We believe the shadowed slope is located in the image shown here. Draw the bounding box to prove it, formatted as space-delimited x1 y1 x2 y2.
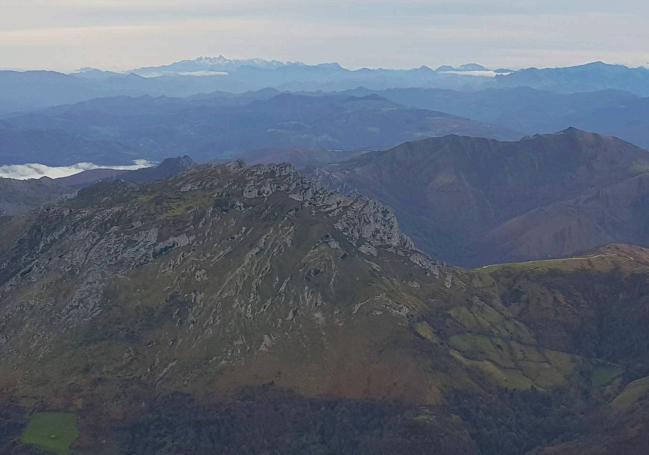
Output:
316 129 649 266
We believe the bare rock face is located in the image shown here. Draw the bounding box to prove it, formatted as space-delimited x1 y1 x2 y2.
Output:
233 162 414 250
0 162 454 405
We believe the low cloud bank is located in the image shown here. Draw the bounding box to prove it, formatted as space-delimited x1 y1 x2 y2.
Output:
0 160 154 180
438 70 510 78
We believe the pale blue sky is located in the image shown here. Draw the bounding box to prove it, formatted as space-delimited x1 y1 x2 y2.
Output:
1 0 647 71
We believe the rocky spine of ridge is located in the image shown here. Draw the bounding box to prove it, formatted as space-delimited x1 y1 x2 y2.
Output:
0 161 443 352
0 157 473 451
239 162 415 250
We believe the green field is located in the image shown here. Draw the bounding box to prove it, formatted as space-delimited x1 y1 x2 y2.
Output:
591 363 622 387
612 376 649 410
21 412 79 455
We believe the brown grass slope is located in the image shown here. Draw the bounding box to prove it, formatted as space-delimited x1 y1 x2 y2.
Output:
1 164 649 453
315 128 649 266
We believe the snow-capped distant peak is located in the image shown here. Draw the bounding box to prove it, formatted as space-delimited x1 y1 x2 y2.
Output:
131 56 304 77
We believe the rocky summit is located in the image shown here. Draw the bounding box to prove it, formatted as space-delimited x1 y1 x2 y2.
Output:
2 163 649 454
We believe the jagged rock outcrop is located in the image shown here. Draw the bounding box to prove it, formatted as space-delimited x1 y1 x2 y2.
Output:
238 162 414 250
0 162 456 398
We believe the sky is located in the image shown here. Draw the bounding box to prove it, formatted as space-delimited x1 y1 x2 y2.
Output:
1 0 648 72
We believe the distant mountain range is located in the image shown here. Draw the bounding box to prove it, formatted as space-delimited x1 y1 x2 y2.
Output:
2 59 649 114
128 58 649 94
315 128 649 266
129 55 330 77
128 57 499 77
0 121 139 166
344 86 649 150
129 57 509 79
5 84 649 169
498 61 649 94
2 92 515 164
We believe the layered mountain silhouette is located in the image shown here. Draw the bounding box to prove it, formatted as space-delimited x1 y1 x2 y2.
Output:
4 57 649 454
346 86 649 150
0 122 139 166
2 162 649 453
3 93 515 164
496 61 649 95
3 60 649 114
315 128 649 266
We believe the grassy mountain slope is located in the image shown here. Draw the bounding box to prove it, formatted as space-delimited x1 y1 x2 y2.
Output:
315 128 649 266
1 164 649 452
0 178 72 216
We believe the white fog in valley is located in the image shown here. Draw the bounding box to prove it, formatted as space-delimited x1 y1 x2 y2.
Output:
0 160 154 180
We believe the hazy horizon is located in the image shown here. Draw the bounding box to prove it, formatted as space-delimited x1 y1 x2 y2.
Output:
2 55 648 75
2 0 648 72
